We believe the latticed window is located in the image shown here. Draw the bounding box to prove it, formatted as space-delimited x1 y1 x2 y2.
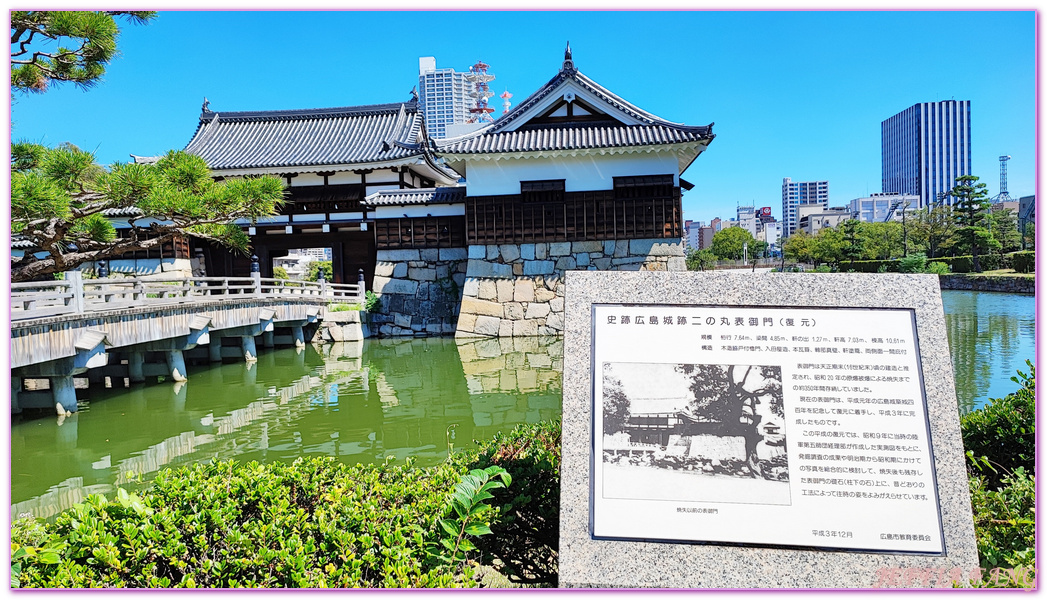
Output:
465 174 681 243
375 216 466 249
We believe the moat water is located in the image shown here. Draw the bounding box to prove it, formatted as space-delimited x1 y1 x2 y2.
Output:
10 290 1034 516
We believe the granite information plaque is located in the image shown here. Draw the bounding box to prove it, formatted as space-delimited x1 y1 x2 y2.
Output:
559 272 978 588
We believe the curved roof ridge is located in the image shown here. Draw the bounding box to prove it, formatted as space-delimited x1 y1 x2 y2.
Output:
199 100 418 124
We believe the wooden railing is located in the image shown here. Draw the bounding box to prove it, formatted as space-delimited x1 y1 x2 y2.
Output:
11 272 365 321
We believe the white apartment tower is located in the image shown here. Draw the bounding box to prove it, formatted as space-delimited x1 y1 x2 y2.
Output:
781 178 829 238
882 100 971 208
418 57 470 139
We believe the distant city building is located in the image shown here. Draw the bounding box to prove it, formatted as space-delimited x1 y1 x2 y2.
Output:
698 226 715 250
757 206 775 225
683 219 703 250
848 193 920 223
797 205 851 235
882 100 971 208
782 177 829 237
418 57 471 139
1018 195 1036 243
737 206 758 238
710 217 723 232
760 221 782 251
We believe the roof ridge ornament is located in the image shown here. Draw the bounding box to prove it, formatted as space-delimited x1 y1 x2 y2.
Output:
561 41 575 73
202 97 211 113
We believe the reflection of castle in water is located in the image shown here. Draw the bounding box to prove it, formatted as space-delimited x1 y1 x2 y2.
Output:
12 338 563 519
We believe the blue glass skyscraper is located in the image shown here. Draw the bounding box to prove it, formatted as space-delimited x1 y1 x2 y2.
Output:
881 100 971 208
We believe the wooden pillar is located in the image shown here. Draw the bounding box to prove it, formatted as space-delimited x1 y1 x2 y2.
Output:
291 325 305 348
241 336 258 362
208 337 223 363
165 350 188 382
52 375 78 414
332 241 345 284
128 351 146 382
11 376 21 414
262 330 275 348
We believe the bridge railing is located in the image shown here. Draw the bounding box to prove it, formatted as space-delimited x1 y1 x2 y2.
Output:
11 272 366 321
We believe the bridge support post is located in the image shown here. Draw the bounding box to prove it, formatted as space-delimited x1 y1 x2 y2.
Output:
165 350 188 382
241 336 258 362
51 375 78 414
291 325 305 348
262 330 275 348
11 377 22 414
208 338 223 363
128 351 146 383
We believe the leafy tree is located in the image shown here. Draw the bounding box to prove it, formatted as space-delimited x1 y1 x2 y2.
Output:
910 205 956 258
858 221 905 260
782 231 815 264
11 11 156 93
306 260 333 282
987 208 1022 254
11 143 285 282
711 226 756 260
685 247 716 271
810 226 845 266
272 266 290 280
602 364 630 435
951 175 999 272
1021 222 1034 251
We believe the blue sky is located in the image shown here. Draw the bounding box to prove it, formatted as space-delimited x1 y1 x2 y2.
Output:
10 10 1036 224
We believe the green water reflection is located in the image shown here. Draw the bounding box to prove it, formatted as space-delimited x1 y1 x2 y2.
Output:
11 337 562 518
941 290 1036 413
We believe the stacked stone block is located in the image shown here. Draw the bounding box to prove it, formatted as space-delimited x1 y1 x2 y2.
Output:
456 239 685 337
371 248 467 337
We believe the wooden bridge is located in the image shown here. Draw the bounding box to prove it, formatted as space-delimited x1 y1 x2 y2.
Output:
11 273 365 414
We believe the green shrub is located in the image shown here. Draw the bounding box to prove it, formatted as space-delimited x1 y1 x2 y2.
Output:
11 458 504 588
456 420 561 587
328 303 361 312
365 290 381 313
925 261 951 275
897 253 928 273
1011 251 1035 274
960 361 1035 489
968 468 1036 577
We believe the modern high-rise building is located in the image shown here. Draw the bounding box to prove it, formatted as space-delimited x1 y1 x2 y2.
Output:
881 100 971 208
418 57 470 139
781 178 829 237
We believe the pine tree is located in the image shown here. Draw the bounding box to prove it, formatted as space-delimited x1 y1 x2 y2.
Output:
950 175 999 272
11 143 285 282
11 11 156 93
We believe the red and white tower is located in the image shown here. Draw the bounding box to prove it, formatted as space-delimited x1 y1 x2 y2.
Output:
465 60 496 124
500 89 513 115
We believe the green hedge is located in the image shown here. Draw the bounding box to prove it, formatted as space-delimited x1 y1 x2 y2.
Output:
1011 251 1035 274
845 259 900 273
961 360 1036 580
12 459 483 588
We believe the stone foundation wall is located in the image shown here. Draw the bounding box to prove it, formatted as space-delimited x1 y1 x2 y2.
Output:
938 274 1035 294
455 239 685 337
370 248 468 337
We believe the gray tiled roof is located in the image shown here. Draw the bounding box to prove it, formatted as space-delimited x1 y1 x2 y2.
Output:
183 101 429 170
364 187 466 207
435 66 713 155
435 123 711 154
12 236 35 249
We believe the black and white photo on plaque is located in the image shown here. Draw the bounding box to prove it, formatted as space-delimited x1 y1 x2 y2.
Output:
601 361 790 506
